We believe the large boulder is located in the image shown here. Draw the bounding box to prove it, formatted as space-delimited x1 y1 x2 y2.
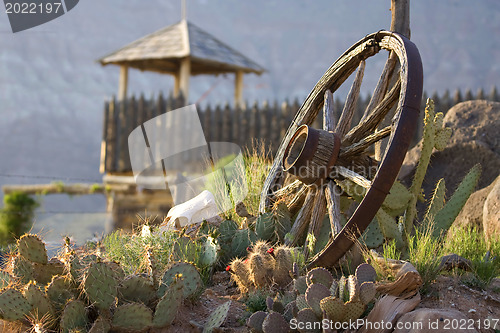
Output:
483 175 500 243
400 100 500 220
453 179 496 231
394 308 478 333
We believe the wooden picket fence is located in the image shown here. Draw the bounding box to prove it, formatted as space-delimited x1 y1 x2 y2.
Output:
101 86 499 174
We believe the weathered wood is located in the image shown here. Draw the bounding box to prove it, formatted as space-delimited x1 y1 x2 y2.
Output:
2 183 130 195
344 79 401 144
340 125 391 159
179 57 191 103
336 60 366 137
361 53 397 122
260 36 380 212
391 0 411 38
234 70 244 109
285 188 315 246
286 184 308 216
304 189 327 259
118 66 129 100
335 166 372 189
325 181 342 235
322 90 335 131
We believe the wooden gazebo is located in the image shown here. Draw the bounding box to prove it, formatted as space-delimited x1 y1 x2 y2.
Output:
98 19 265 107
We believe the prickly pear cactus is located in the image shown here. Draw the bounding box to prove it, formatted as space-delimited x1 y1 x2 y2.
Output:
119 275 156 306
112 303 153 332
0 288 31 321
9 255 34 285
18 234 48 265
157 262 202 299
203 300 231 333
23 282 54 319
88 316 111 333
262 311 289 333
153 278 184 328
60 300 88 333
47 275 76 309
83 262 119 311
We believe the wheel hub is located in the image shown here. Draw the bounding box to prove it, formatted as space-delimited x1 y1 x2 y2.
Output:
282 125 341 185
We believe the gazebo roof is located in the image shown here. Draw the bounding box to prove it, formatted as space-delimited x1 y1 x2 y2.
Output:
98 20 265 75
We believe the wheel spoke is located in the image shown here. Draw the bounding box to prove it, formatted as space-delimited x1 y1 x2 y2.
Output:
271 179 302 199
304 189 327 259
343 78 401 144
323 90 335 131
360 52 398 122
339 125 391 159
334 166 371 188
335 61 366 137
287 184 308 216
325 181 342 235
285 188 316 246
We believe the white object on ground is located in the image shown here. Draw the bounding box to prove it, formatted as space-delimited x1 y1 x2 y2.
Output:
163 190 220 229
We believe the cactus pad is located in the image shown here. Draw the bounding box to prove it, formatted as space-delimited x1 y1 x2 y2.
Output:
0 288 31 321
294 276 308 295
295 308 320 332
306 267 333 288
47 276 75 309
296 294 309 311
153 278 184 328
119 275 156 306
88 316 111 333
60 300 88 333
255 212 275 240
355 263 377 284
330 280 338 298
363 220 384 249
283 300 297 322
320 296 345 323
10 255 34 284
218 220 239 243
0 271 12 289
23 282 54 319
247 311 266 333
305 283 331 317
347 275 359 302
203 300 231 333
18 234 48 265
231 229 257 258
199 236 218 267
338 276 349 303
358 281 376 305
262 312 289 333
33 258 65 285
112 303 153 332
157 262 202 299
342 300 365 322
83 262 119 311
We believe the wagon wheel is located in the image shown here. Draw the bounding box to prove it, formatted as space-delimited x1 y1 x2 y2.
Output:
258 31 423 268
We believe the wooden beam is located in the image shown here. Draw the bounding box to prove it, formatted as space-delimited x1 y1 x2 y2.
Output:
118 65 129 100
179 57 191 103
234 70 244 109
173 71 180 97
2 183 132 195
391 0 410 38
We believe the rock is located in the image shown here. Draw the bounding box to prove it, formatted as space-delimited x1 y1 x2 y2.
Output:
453 182 494 231
483 175 500 243
438 254 472 272
394 308 478 333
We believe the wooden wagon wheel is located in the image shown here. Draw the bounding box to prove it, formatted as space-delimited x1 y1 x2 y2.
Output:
258 31 423 268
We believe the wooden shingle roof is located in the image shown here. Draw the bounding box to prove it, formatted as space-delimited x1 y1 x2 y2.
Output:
98 20 265 75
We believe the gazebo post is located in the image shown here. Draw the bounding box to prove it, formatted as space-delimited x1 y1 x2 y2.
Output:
118 65 129 100
179 57 191 103
173 72 181 97
234 70 244 109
